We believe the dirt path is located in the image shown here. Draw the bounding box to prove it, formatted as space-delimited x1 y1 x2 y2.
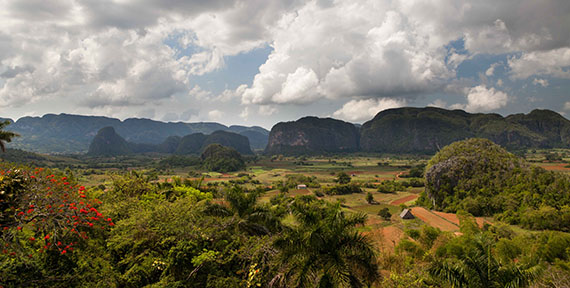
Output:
410 207 459 231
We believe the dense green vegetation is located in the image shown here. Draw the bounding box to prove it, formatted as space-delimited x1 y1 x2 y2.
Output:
200 144 246 173
360 107 570 153
88 128 253 156
0 120 19 153
1 120 570 287
418 138 570 231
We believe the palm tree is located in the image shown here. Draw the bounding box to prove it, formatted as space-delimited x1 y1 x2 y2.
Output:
0 120 19 152
429 234 543 288
203 186 281 235
271 198 379 287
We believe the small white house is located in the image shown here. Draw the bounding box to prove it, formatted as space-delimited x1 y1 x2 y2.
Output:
297 184 307 189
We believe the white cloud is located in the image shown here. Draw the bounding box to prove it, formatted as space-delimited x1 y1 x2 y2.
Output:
564 102 570 111
333 98 407 122
532 78 549 87
485 62 500 76
258 105 278 116
242 2 453 106
1 0 570 124
463 85 509 112
508 47 570 79
428 99 448 108
208 109 224 120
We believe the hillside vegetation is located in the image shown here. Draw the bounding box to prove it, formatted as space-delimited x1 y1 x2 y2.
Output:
88 128 253 156
418 138 570 231
265 116 360 155
360 107 570 153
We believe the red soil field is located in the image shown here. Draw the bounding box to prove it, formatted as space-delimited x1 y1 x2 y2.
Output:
431 211 491 228
364 225 405 252
410 207 459 231
390 194 419 205
537 163 570 171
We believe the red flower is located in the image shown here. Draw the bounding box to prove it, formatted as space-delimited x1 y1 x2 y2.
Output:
62 177 67 180
61 250 67 255
3 227 8 230
79 186 85 191
27 209 34 214
44 234 50 240
18 211 24 216
17 226 22 230
29 237 35 242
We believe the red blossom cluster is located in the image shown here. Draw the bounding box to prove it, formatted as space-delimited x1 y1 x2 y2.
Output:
1 166 113 257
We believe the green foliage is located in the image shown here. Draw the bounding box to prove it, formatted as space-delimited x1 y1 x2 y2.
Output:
430 232 544 288
201 144 246 173
378 207 392 220
423 138 570 231
322 183 362 195
377 180 406 193
156 155 201 169
334 172 351 184
366 192 375 204
273 198 380 287
0 120 19 152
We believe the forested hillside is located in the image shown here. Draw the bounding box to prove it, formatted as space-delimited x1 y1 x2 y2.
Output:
418 138 570 231
360 107 570 153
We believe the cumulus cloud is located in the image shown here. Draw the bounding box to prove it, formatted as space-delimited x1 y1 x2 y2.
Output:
463 85 509 112
508 48 570 79
0 0 569 124
333 98 407 122
242 3 453 106
565 102 570 111
258 105 278 116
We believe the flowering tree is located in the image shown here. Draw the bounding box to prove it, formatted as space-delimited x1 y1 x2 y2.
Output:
1 165 112 257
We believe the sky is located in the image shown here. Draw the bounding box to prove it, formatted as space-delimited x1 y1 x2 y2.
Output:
1 0 569 129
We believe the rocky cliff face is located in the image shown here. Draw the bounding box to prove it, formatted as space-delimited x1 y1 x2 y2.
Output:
265 117 360 155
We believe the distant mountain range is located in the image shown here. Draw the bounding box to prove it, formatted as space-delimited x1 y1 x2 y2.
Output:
88 127 253 156
265 107 570 154
1 114 269 153
3 107 570 155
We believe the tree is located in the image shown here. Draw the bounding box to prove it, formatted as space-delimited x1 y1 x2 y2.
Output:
366 192 375 204
335 172 351 184
378 208 392 220
201 144 245 172
429 233 543 288
273 199 379 287
0 120 19 152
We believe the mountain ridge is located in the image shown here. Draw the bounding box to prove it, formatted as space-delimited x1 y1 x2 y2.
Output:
4 113 269 153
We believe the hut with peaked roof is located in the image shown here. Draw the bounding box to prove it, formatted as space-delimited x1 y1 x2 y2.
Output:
400 209 414 219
